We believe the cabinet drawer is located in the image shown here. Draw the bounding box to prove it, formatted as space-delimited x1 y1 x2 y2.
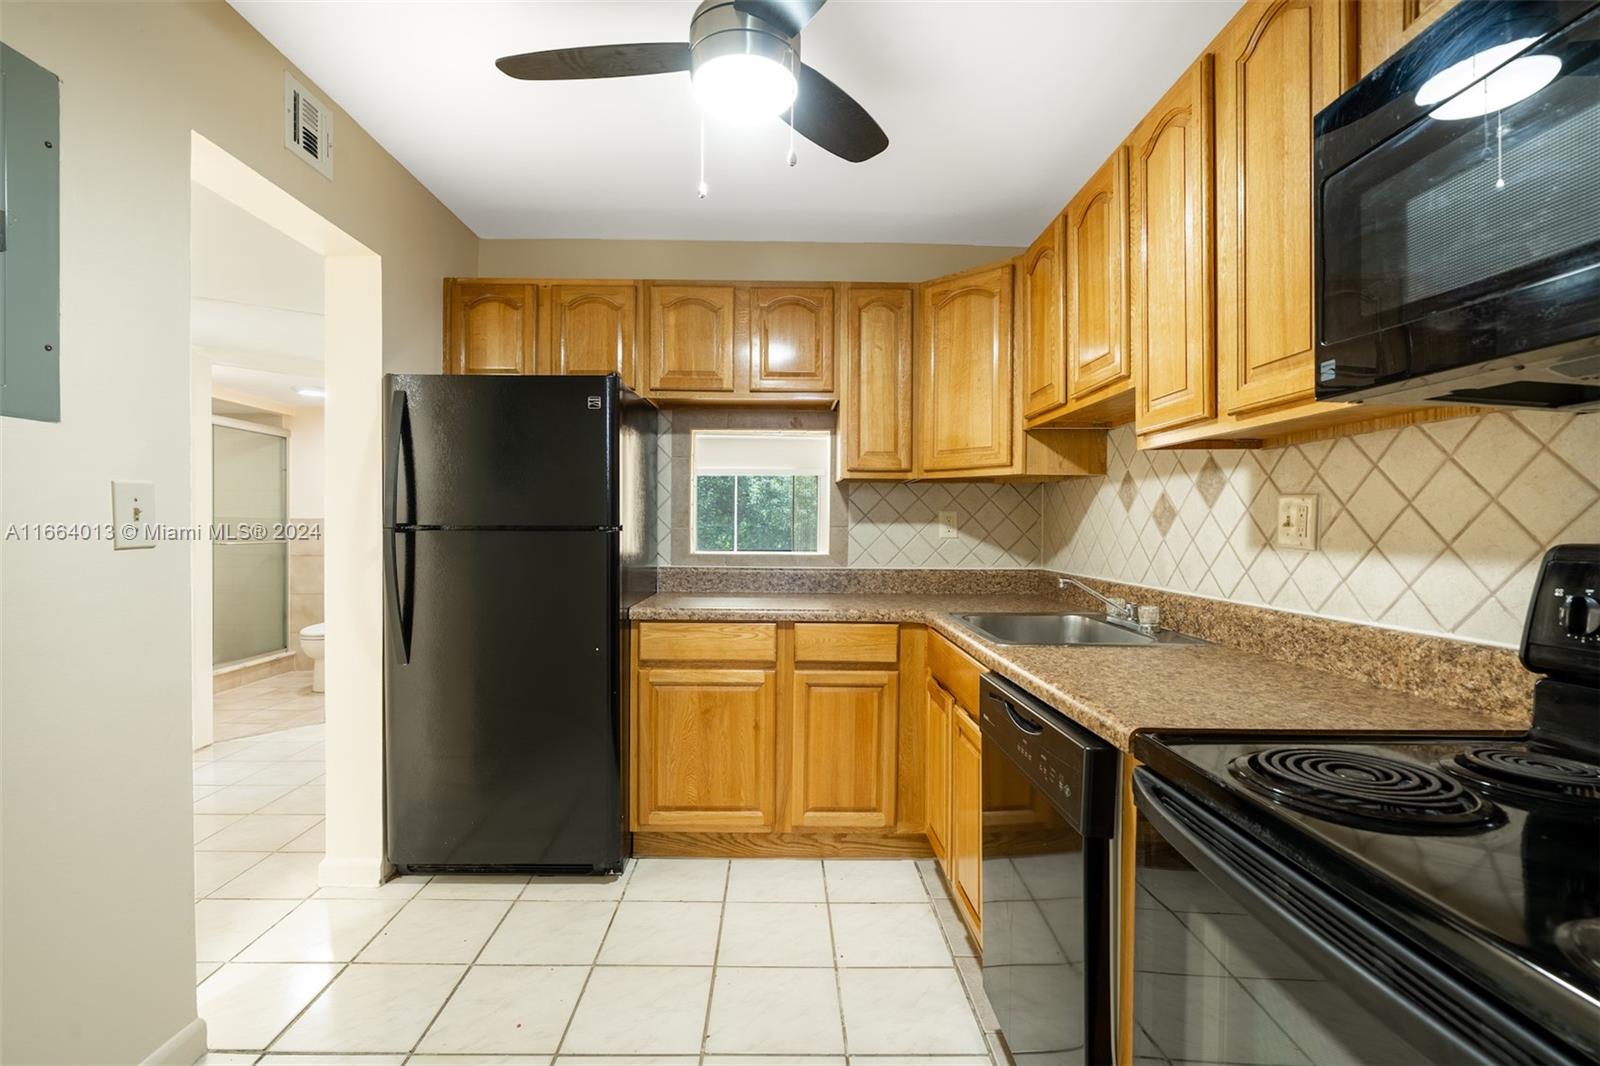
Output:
638 622 777 663
928 631 983 712
794 623 899 665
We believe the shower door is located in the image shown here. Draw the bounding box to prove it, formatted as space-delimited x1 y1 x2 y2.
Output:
212 419 289 666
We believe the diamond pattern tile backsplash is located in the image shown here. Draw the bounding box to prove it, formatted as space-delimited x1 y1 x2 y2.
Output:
1042 413 1600 648
650 410 1041 568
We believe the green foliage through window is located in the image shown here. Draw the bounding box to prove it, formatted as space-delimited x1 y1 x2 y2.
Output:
694 474 822 553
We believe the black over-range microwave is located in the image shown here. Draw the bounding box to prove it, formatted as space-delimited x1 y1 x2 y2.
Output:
1314 0 1600 410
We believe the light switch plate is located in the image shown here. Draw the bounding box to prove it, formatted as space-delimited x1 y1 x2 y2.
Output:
937 511 960 540
1275 493 1318 551
111 480 155 550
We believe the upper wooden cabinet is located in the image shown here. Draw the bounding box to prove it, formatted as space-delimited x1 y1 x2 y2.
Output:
1020 217 1067 420
1132 55 1217 437
919 264 1015 475
1215 0 1352 418
1066 147 1132 406
1358 0 1459 76
547 283 636 380
839 285 915 478
447 281 536 375
647 284 737 394
750 286 834 394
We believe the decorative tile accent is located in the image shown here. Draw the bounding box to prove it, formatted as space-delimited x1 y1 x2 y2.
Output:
1043 413 1600 648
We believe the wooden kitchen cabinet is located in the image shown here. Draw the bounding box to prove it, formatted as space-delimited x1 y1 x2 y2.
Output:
838 285 915 478
788 669 899 830
1215 0 1353 418
646 284 737 394
546 283 637 380
918 263 1015 476
1131 55 1216 437
950 698 983 939
1358 0 1459 76
1020 216 1068 420
749 285 834 394
446 281 536 375
1065 147 1132 409
635 666 777 832
924 675 953 869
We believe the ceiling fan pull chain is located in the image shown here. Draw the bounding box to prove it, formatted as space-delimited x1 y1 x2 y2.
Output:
698 113 709 199
786 50 798 168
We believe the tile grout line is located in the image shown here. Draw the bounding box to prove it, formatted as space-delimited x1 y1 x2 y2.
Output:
550 861 632 1056
400 882 529 1058
695 861 733 1061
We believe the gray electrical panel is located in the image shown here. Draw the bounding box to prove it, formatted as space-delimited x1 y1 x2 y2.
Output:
1 43 61 422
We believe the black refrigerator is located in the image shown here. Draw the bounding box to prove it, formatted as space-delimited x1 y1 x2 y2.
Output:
384 373 657 874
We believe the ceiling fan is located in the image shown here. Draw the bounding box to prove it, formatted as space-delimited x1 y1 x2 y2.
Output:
495 0 889 165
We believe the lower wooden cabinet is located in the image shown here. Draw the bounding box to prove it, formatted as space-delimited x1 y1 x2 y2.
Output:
924 675 953 867
950 699 984 938
788 669 898 830
635 666 777 832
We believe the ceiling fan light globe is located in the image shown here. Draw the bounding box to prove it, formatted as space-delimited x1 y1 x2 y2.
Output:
692 53 797 124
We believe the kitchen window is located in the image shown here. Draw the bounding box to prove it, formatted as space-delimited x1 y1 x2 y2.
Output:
690 430 830 554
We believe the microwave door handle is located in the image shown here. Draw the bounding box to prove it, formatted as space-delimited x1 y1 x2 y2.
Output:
1131 771 1553 1066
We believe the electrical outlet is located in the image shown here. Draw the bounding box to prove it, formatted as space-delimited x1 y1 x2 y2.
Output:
1275 493 1318 551
937 511 960 540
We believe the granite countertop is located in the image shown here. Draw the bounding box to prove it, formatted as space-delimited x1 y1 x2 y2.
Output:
631 592 1532 751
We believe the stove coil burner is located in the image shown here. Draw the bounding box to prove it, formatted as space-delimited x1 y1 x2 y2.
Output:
1448 747 1600 810
1230 747 1502 832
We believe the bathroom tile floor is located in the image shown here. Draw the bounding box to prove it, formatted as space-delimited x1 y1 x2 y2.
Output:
193 722 1000 1064
212 671 324 741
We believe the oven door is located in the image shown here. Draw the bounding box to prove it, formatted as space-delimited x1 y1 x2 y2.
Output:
1130 769 1578 1066
1314 2 1600 407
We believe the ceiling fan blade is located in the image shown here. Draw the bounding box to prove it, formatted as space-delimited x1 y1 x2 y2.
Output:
496 42 690 81
731 0 828 38
784 64 888 163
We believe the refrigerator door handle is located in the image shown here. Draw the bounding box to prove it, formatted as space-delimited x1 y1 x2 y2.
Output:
385 387 412 528
388 530 414 665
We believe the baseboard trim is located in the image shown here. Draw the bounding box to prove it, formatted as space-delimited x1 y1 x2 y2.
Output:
319 854 395 888
141 1017 207 1065
633 831 935 858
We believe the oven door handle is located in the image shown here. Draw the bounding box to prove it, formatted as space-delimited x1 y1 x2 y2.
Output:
1131 770 1577 1066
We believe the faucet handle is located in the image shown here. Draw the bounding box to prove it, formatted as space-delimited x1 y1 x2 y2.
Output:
1136 604 1161 630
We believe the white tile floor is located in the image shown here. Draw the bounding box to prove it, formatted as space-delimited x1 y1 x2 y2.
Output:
194 723 998 1063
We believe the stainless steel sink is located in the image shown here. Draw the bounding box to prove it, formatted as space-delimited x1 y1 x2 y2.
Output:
951 612 1207 647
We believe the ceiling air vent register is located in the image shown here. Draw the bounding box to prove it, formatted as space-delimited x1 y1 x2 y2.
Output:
283 73 333 179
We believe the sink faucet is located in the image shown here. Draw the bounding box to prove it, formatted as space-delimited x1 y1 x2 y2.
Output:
1058 576 1161 635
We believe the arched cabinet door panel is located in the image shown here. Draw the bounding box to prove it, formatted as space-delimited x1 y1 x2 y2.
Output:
448 282 536 375
918 264 1014 475
647 284 736 393
750 286 835 394
549 284 637 382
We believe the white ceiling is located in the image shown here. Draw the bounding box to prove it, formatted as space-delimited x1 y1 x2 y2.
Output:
230 0 1242 246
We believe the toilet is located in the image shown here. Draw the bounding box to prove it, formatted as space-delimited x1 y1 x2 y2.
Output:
300 622 326 693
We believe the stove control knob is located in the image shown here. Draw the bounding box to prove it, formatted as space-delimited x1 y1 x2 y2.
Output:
1563 594 1600 638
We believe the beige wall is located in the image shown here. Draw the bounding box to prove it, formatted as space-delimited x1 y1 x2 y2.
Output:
478 238 1019 281
0 3 476 1062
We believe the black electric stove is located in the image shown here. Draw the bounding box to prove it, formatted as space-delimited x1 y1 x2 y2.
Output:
1130 545 1600 1066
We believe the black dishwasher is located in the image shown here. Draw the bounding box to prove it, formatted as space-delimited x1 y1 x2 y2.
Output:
979 673 1117 1066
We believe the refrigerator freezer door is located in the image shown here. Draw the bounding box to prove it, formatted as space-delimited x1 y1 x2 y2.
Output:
387 374 617 529
385 528 622 871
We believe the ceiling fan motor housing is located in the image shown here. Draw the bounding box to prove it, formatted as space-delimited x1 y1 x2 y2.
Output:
689 0 800 77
